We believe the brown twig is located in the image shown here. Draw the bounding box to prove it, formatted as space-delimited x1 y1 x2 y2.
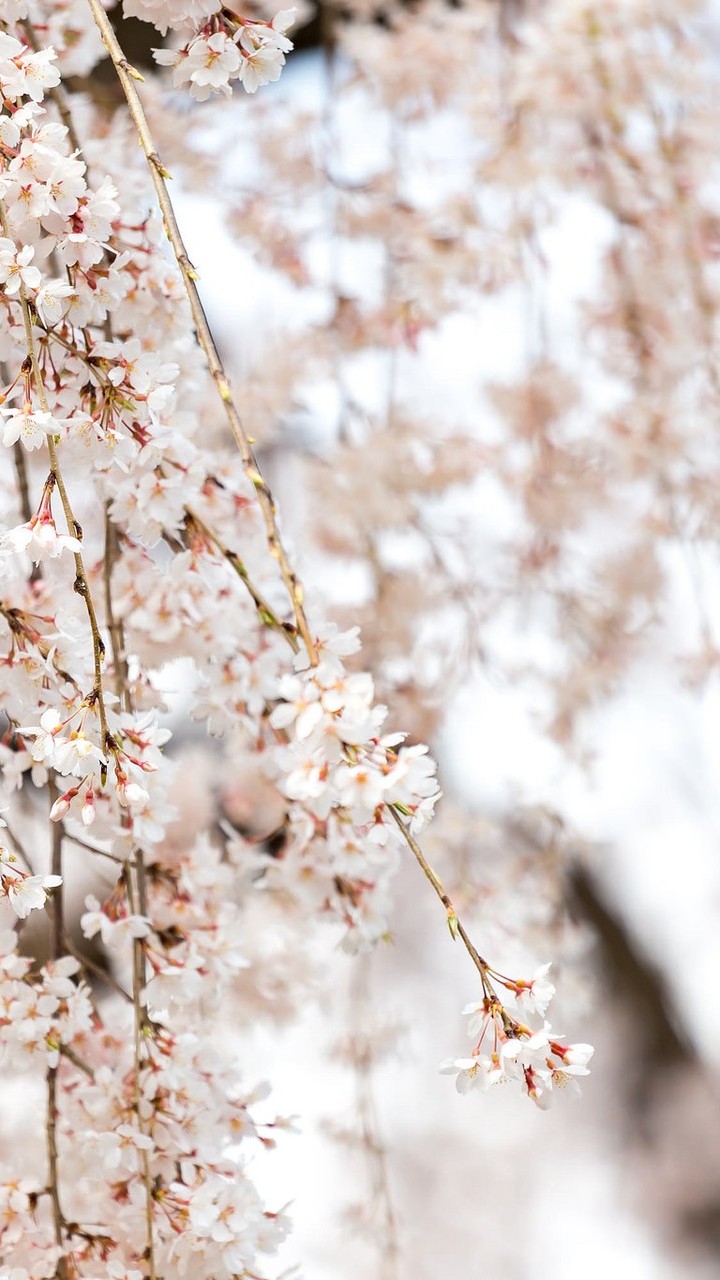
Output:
12 439 42 584
125 856 157 1280
1 818 37 875
61 829 125 866
63 934 134 1005
183 503 299 649
12 439 33 524
59 1043 95 1081
389 806 493 997
103 502 131 710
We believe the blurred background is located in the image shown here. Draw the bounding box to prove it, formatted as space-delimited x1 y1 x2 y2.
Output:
82 0 720 1275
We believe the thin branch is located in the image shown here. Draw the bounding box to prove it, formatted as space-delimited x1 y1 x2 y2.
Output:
63 935 133 1005
59 1043 95 1081
12 439 33 524
61 829 125 865
49 782 64 963
83 0 318 666
103 502 131 711
183 503 299 650
126 856 157 1280
389 806 493 997
47 779 69 1280
12 440 42 585
1 819 37 875
46 1070 68 1280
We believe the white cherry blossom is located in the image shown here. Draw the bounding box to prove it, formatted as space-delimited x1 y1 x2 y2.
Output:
439 1054 507 1094
0 239 41 293
509 963 557 1018
0 405 64 450
0 5 597 1271
1 517 81 563
3 871 63 919
238 43 285 94
81 896 151 949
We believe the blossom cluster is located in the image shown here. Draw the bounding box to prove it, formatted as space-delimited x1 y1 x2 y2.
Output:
53 0 720 1265
0 937 92 1067
154 10 296 99
441 965 594 1110
0 7 446 1274
0 0 603 1273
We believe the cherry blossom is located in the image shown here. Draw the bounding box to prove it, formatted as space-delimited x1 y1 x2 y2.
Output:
0 239 40 294
1 405 66 451
0 0 599 1272
152 6 295 98
124 0 222 34
439 1053 507 1095
237 42 286 94
1 517 81 563
449 978 594 1108
1 868 63 919
155 32 242 101
81 896 151 948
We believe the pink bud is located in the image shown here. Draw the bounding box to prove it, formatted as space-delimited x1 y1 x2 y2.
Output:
50 787 79 822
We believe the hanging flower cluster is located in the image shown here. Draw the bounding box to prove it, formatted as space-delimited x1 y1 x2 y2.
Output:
0 2 594 1276
153 10 296 99
441 965 594 1109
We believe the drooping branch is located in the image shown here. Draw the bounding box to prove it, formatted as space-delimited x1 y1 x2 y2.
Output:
125 855 157 1280
83 0 319 666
